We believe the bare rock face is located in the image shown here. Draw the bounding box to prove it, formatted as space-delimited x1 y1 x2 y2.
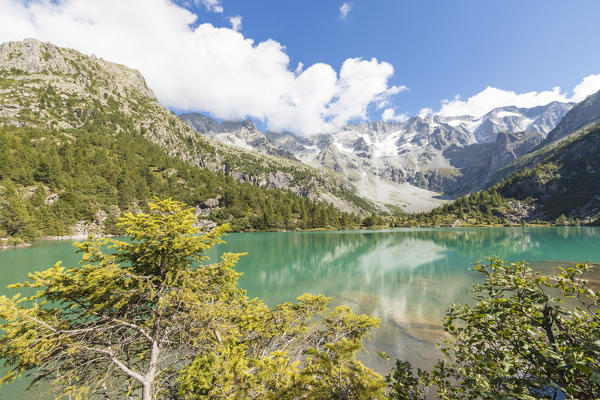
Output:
193 202 219 232
180 113 297 160
44 193 59 205
194 219 218 231
195 207 211 217
0 38 76 74
260 171 293 189
500 200 538 225
203 196 221 208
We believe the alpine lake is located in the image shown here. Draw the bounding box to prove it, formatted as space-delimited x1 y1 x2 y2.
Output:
0 227 599 399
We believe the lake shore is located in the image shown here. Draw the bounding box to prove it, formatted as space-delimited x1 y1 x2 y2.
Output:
1 221 593 251
0 238 32 250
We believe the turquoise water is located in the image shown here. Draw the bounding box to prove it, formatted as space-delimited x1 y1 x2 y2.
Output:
0 227 599 398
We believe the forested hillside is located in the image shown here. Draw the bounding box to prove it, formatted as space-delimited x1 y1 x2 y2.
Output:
490 122 600 221
0 39 366 243
0 123 362 242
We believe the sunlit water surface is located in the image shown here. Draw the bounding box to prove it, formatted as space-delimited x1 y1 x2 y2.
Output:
1 227 599 398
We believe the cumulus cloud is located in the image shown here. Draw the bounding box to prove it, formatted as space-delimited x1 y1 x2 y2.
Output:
572 74 600 102
0 0 403 136
437 74 600 117
228 15 242 31
339 2 352 20
381 108 408 122
418 107 433 118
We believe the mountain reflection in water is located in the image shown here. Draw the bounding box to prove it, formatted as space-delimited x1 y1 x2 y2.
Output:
208 227 600 372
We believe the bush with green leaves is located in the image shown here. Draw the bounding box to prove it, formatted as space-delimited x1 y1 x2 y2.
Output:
387 258 600 399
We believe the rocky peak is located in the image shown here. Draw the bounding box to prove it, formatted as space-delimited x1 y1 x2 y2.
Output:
472 102 573 143
220 119 258 133
178 113 221 133
0 38 77 74
180 113 260 136
347 120 404 134
175 98 572 210
0 38 155 99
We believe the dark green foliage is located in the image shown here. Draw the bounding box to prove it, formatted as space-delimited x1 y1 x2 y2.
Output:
0 125 360 240
394 189 508 227
387 258 600 399
362 212 381 227
0 181 37 238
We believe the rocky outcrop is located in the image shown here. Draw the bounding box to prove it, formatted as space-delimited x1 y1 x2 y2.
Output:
499 200 539 225
0 38 154 99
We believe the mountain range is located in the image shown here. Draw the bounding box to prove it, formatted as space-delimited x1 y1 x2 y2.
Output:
1 38 600 237
181 100 575 211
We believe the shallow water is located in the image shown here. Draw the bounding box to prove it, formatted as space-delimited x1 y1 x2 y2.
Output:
1 227 599 398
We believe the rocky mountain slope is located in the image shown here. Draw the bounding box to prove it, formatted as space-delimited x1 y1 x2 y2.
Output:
441 130 545 195
489 121 600 222
473 89 600 222
542 90 600 145
490 89 600 185
394 89 600 225
182 101 572 209
0 39 372 216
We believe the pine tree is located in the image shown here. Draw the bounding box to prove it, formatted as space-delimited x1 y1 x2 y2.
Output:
0 199 385 399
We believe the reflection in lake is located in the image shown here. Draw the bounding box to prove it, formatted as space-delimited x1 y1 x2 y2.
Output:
207 227 600 372
0 227 599 397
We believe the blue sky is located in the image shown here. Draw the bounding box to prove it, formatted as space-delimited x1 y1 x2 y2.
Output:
2 0 600 135
188 0 600 116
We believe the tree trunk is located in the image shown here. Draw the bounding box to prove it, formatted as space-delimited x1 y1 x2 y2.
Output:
142 382 152 400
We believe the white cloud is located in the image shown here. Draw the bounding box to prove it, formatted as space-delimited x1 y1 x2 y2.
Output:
339 2 352 20
418 107 433 118
382 108 408 122
201 0 223 13
0 0 403 136
228 15 242 31
436 74 600 117
572 74 600 103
